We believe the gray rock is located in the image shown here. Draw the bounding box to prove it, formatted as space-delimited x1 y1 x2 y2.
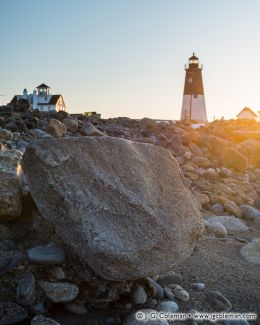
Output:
123 309 169 325
50 267 66 280
240 205 260 221
47 119 67 137
62 118 78 132
157 271 182 286
0 129 13 140
171 285 189 302
207 222 227 238
164 287 175 301
132 286 147 305
16 272 35 307
219 167 232 178
27 245 65 265
0 302 28 324
145 278 165 299
63 302 88 315
80 122 105 136
207 291 232 311
39 281 79 303
155 300 179 313
30 128 53 139
191 283 205 291
240 238 260 265
139 118 157 129
0 150 23 220
210 203 224 214
207 216 248 232
31 315 61 325
22 137 203 281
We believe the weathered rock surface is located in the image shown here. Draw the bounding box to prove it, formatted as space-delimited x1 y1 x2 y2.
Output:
221 148 248 172
47 119 67 137
0 149 23 220
240 238 260 265
22 136 203 281
207 216 248 232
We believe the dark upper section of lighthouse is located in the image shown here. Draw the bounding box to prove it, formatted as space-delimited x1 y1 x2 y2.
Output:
183 53 204 95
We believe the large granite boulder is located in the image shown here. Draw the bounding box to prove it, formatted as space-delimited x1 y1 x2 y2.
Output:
0 149 23 220
22 137 203 281
221 147 248 172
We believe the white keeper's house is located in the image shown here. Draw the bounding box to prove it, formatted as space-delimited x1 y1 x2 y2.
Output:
10 83 67 112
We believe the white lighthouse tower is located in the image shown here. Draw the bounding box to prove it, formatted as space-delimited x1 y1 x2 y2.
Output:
180 53 207 122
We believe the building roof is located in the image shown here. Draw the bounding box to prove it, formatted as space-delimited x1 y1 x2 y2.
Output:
236 107 258 117
10 95 18 105
189 53 199 60
37 95 62 105
36 83 50 89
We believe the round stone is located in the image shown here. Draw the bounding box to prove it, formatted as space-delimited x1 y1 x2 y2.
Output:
16 272 35 307
27 245 65 265
172 285 189 302
207 222 227 238
31 315 61 325
211 203 224 214
132 285 147 305
207 216 248 232
240 205 260 221
157 271 182 286
240 238 260 265
63 302 88 315
155 300 179 313
39 281 79 303
191 283 205 291
207 291 232 311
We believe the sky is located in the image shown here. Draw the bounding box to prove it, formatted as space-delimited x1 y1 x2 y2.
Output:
1 0 260 121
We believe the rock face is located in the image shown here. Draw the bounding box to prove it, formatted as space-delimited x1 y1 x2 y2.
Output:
0 149 23 220
22 136 203 281
221 148 248 172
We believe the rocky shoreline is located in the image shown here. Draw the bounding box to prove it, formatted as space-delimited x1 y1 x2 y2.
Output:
0 100 259 324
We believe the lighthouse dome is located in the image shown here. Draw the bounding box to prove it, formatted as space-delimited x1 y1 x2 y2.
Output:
189 53 199 65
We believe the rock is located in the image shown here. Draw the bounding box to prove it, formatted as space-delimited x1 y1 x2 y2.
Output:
236 139 260 167
207 222 227 238
31 315 61 325
132 286 148 305
22 137 203 281
207 216 248 232
224 201 242 218
145 278 165 299
63 302 88 315
167 134 184 155
0 150 23 220
47 119 67 137
16 272 35 307
62 118 78 132
0 302 28 324
191 157 210 168
139 118 157 129
221 148 248 172
191 283 205 291
50 267 66 280
29 303 48 315
194 193 209 207
240 205 260 221
164 287 175 301
39 281 79 303
30 128 53 139
207 291 232 311
123 309 169 325
0 129 13 141
157 271 182 286
219 167 232 178
171 285 189 302
155 300 179 313
240 238 260 265
27 245 65 265
189 143 203 156
80 122 105 136
210 203 224 214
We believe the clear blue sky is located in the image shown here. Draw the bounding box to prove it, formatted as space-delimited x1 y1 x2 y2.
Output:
1 0 260 120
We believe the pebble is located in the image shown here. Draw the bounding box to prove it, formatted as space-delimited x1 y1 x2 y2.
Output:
191 282 205 291
29 302 49 315
16 272 36 307
132 285 147 304
207 222 227 238
31 315 61 325
240 238 260 265
210 203 224 214
207 291 232 311
63 302 88 315
157 271 182 286
39 281 79 303
207 216 248 232
171 285 189 302
145 277 165 299
240 205 260 221
27 245 65 265
50 266 66 280
164 287 175 301
155 300 179 313
0 302 28 324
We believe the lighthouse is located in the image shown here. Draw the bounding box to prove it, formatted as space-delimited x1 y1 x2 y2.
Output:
180 53 207 122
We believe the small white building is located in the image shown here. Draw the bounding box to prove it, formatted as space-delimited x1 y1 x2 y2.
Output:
10 83 66 112
236 107 258 121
